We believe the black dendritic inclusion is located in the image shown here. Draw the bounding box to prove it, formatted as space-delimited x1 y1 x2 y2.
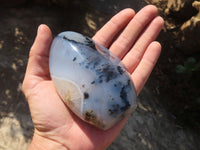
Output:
81 54 120 84
108 80 131 117
73 57 77 61
117 66 124 75
109 104 120 116
96 64 118 83
84 110 98 124
85 36 96 49
63 36 68 40
120 84 131 111
91 81 95 84
62 35 96 50
84 92 89 99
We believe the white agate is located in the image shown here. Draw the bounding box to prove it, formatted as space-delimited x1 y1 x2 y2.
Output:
49 31 137 130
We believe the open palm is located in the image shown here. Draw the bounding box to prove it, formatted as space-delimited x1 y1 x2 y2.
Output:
22 5 164 150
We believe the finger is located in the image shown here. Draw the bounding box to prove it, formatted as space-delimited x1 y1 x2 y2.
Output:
25 24 52 80
123 16 164 73
109 5 158 59
131 41 161 95
29 24 53 57
93 8 135 48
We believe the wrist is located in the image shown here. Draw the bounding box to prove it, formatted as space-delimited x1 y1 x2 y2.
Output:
29 133 68 150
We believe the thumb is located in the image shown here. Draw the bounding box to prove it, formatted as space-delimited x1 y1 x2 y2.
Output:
22 24 53 95
30 24 53 57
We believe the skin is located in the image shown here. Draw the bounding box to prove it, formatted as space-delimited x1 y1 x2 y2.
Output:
22 5 164 150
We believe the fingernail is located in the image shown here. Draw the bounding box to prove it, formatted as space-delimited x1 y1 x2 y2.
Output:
37 25 41 35
37 24 45 34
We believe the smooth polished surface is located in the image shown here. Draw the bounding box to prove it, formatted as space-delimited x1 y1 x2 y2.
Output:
49 31 137 130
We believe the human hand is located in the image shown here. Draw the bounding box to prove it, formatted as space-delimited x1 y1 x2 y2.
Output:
22 5 164 150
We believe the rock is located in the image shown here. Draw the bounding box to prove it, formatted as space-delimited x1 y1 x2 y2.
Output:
146 0 200 54
49 31 137 130
0 114 33 150
178 1 200 54
164 0 196 22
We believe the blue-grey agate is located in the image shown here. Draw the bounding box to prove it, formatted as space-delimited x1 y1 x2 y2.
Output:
49 31 137 130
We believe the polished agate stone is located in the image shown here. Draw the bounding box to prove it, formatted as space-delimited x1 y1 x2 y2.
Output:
49 31 137 130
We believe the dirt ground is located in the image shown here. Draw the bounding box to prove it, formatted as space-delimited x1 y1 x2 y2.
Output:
146 0 200 132
0 0 199 150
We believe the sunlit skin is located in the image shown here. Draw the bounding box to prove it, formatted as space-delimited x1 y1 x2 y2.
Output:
22 5 164 150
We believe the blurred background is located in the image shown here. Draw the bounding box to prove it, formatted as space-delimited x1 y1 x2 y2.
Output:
0 0 199 149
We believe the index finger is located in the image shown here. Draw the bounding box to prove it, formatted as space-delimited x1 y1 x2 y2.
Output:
93 8 135 48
